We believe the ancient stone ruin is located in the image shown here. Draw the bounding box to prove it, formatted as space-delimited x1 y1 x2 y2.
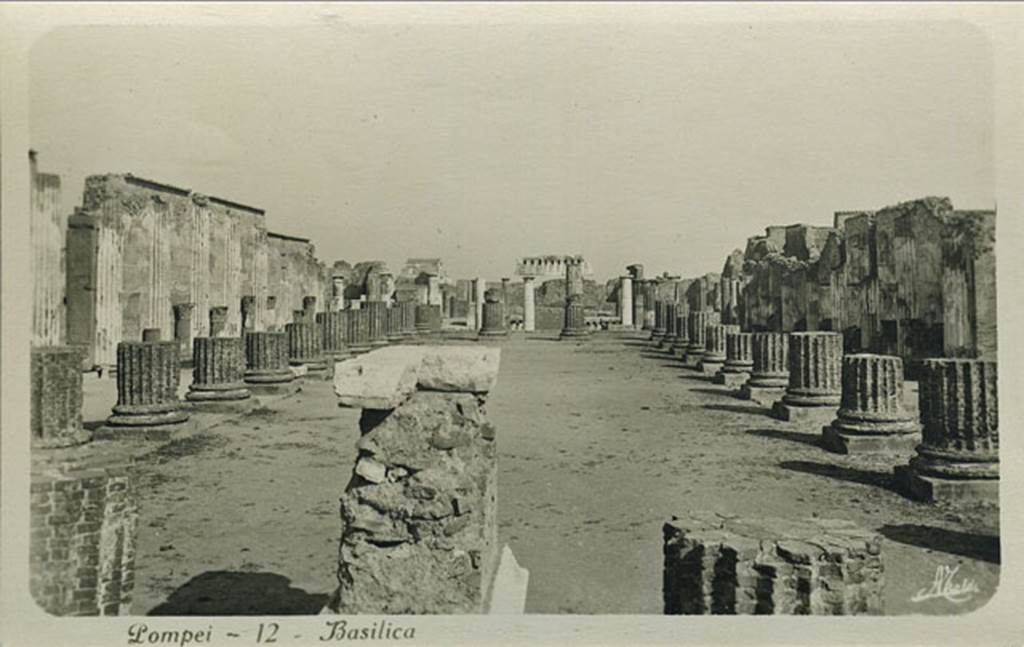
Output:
329 346 501 613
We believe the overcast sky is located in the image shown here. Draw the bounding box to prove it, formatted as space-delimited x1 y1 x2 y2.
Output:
29 19 993 281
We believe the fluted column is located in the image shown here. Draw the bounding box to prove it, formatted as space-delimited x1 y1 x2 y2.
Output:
366 301 389 347
643 281 657 330
31 346 90 448
400 301 417 338
100 340 189 436
187 337 251 406
772 332 843 423
287 321 327 373
823 354 920 453
686 311 710 360
244 331 295 392
172 303 194 362
415 304 442 335
317 311 352 360
651 300 668 343
670 309 690 357
700 324 739 374
385 305 404 342
660 303 678 349
713 332 754 387
748 333 789 387
479 289 508 338
898 359 998 502
347 309 372 355
620 276 634 329
209 306 228 338
523 276 536 332
633 283 646 333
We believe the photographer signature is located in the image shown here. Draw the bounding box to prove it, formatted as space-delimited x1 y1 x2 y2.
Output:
910 565 980 604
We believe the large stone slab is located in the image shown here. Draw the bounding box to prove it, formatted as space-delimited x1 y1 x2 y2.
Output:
334 345 501 409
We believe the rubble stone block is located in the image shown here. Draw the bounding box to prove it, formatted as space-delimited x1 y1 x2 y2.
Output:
31 346 91 448
663 511 884 615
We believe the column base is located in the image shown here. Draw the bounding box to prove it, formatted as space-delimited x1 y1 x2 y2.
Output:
712 371 749 388
187 396 260 414
821 425 921 455
370 340 390 348
699 360 724 375
559 328 590 340
738 384 786 407
893 465 999 504
32 428 94 449
771 400 838 426
95 411 192 441
349 344 373 355
478 329 510 338
186 384 252 402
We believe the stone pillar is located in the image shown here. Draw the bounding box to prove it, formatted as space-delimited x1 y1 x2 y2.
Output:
670 309 690 358
523 276 536 332
209 306 228 338
385 305 404 342
500 278 511 325
660 303 678 349
663 511 883 615
740 332 790 405
424 274 441 307
30 456 138 616
241 296 257 334
328 346 501 614
897 359 998 503
287 321 328 374
366 301 389 348
331 276 347 311
141 328 161 342
684 311 710 365
714 332 753 388
821 354 920 453
644 281 657 330
400 301 418 338
318 311 352 361
479 289 508 338
415 304 442 336
244 331 296 394
186 337 251 410
473 278 485 332
620 276 634 329
633 281 647 333
172 303 195 363
347 309 372 353
651 300 669 343
31 346 90 448
98 340 189 439
303 295 318 323
699 324 738 374
560 261 588 340
772 332 843 424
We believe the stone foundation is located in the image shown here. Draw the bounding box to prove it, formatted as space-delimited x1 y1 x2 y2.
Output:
739 384 787 408
663 511 884 615
328 346 501 614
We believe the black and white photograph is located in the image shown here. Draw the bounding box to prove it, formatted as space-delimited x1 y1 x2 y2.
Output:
2 3 1023 646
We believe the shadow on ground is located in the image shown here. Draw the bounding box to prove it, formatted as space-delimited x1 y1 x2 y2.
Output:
148 571 328 615
879 524 1001 564
702 403 774 418
746 428 821 448
778 459 899 493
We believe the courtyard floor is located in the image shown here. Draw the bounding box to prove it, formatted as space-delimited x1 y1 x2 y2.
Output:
80 331 1000 616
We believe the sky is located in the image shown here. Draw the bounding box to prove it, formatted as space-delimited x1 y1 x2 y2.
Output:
29 18 994 282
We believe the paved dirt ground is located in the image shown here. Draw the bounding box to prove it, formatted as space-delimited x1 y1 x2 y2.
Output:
79 331 1000 616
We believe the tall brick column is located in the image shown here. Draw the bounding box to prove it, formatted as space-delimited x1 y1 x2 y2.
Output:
684 311 710 365
714 332 753 387
328 346 502 614
366 301 389 348
772 332 843 425
172 303 194 363
317 311 352 362
31 346 90 448
385 305 404 342
287 321 328 374
670 309 690 358
663 511 883 615
240 296 257 335
209 306 228 338
699 324 738 375
347 309 372 355
897 359 998 503
244 331 296 394
98 340 189 439
186 337 252 410
822 354 920 454
479 289 508 339
740 332 789 405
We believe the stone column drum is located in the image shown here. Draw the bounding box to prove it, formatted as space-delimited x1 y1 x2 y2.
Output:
619 276 634 329
822 354 920 454
896 359 998 503
317 311 352 362
771 332 843 425
348 309 372 355
209 306 228 338
670 311 690 358
186 337 252 410
684 311 710 366
660 303 678 350
663 511 883 615
98 341 189 439
172 303 194 363
559 294 589 340
31 346 91 448
400 301 418 338
244 331 296 394
643 281 657 330
473 278 485 332
740 332 789 406
714 332 753 388
385 306 404 343
415 304 442 336
287 321 328 374
633 283 646 334
366 301 389 348
523 276 536 332
479 289 508 339
651 300 669 344
699 324 738 375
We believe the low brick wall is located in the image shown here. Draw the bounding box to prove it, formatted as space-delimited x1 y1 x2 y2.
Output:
330 345 501 614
